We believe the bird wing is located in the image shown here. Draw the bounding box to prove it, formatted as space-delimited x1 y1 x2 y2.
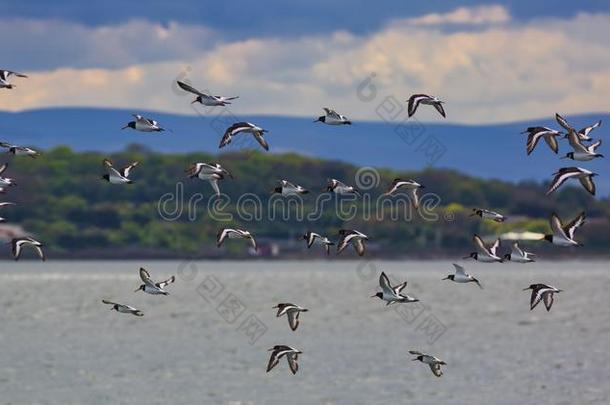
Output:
287 353 299 374
102 299 119 306
266 351 280 372
472 235 489 255
0 163 7 175
33 245 45 261
566 130 588 153
185 163 203 178
121 161 139 178
452 263 466 275
139 267 157 288
250 235 258 252
429 362 443 377
530 288 545 310
543 133 559 154
543 292 554 311
393 281 407 295
407 94 429 117
287 309 300 331
336 231 351 254
323 108 340 119
177 80 205 96
253 132 269 151
353 239 365 256
409 350 424 356
489 238 501 256
156 275 175 289
550 213 568 239
379 272 395 296
546 168 579 195
217 228 231 247
11 239 23 260
526 131 545 155
512 242 525 257
587 139 602 153
555 113 574 131
579 175 596 195
208 177 221 196
408 188 419 209
563 211 586 240
433 102 446 118
578 120 601 137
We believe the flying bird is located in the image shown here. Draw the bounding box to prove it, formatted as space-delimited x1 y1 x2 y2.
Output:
0 142 40 158
503 242 535 263
371 271 419 305
384 178 424 209
273 303 308 331
543 212 585 247
523 284 561 311
325 178 360 196
301 231 334 255
521 127 562 155
122 114 167 132
0 69 27 89
186 162 232 196
546 167 597 196
0 163 17 188
273 180 308 196
134 267 175 295
337 229 369 256
176 80 238 106
220 122 269 151
562 130 603 161
266 345 302 375
464 235 503 262
407 94 445 118
409 351 446 377
102 300 144 317
217 228 257 252
442 263 482 288
314 108 351 125
0 202 15 222
102 159 139 184
10 237 45 261
470 208 506 222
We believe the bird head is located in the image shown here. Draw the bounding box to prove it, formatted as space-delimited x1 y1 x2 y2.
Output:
314 116 325 123
121 122 136 130
371 292 383 299
134 284 144 292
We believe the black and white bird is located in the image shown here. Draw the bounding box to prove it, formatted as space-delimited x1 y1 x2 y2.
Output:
0 69 27 89
546 167 597 196
556 113 601 142
371 271 419 305
266 345 302 375
504 242 535 263
10 237 45 261
185 162 232 196
470 208 506 222
464 235 503 262
134 267 175 295
314 108 351 125
122 114 167 132
337 229 369 256
543 211 585 247
442 263 482 288
521 127 562 155
102 159 139 184
273 180 308 196
523 284 562 311
220 122 269 151
384 178 424 209
0 163 17 188
102 300 144 317
562 130 603 161
217 228 257 251
0 202 15 222
325 178 360 196
407 94 446 118
177 80 238 106
409 351 446 377
273 303 309 331
0 142 40 158
301 231 334 255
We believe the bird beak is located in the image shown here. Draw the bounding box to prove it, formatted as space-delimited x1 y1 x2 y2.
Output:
121 125 128 130
370 294 377 298
522 287 530 291
441 276 449 280
190 99 197 104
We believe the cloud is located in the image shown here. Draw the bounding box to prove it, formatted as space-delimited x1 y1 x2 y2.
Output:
1 6 610 124
397 5 511 26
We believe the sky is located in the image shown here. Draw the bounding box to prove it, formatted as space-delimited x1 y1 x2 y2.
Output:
1 1 610 123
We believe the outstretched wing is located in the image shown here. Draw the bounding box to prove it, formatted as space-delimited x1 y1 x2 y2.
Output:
121 161 139 178
177 80 205 96
266 351 280 372
407 94 430 117
323 108 340 119
563 211 586 240
102 299 119 306
555 113 573 131
253 132 269 151
433 102 446 118
287 310 300 331
139 267 157 288
452 263 466 275
156 276 176 289
379 272 394 296
578 176 596 196
429 362 443 377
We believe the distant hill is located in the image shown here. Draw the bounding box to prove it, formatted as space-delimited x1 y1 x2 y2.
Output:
0 107 609 195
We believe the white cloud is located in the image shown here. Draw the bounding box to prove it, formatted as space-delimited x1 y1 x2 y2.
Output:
397 5 511 26
1 7 610 124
